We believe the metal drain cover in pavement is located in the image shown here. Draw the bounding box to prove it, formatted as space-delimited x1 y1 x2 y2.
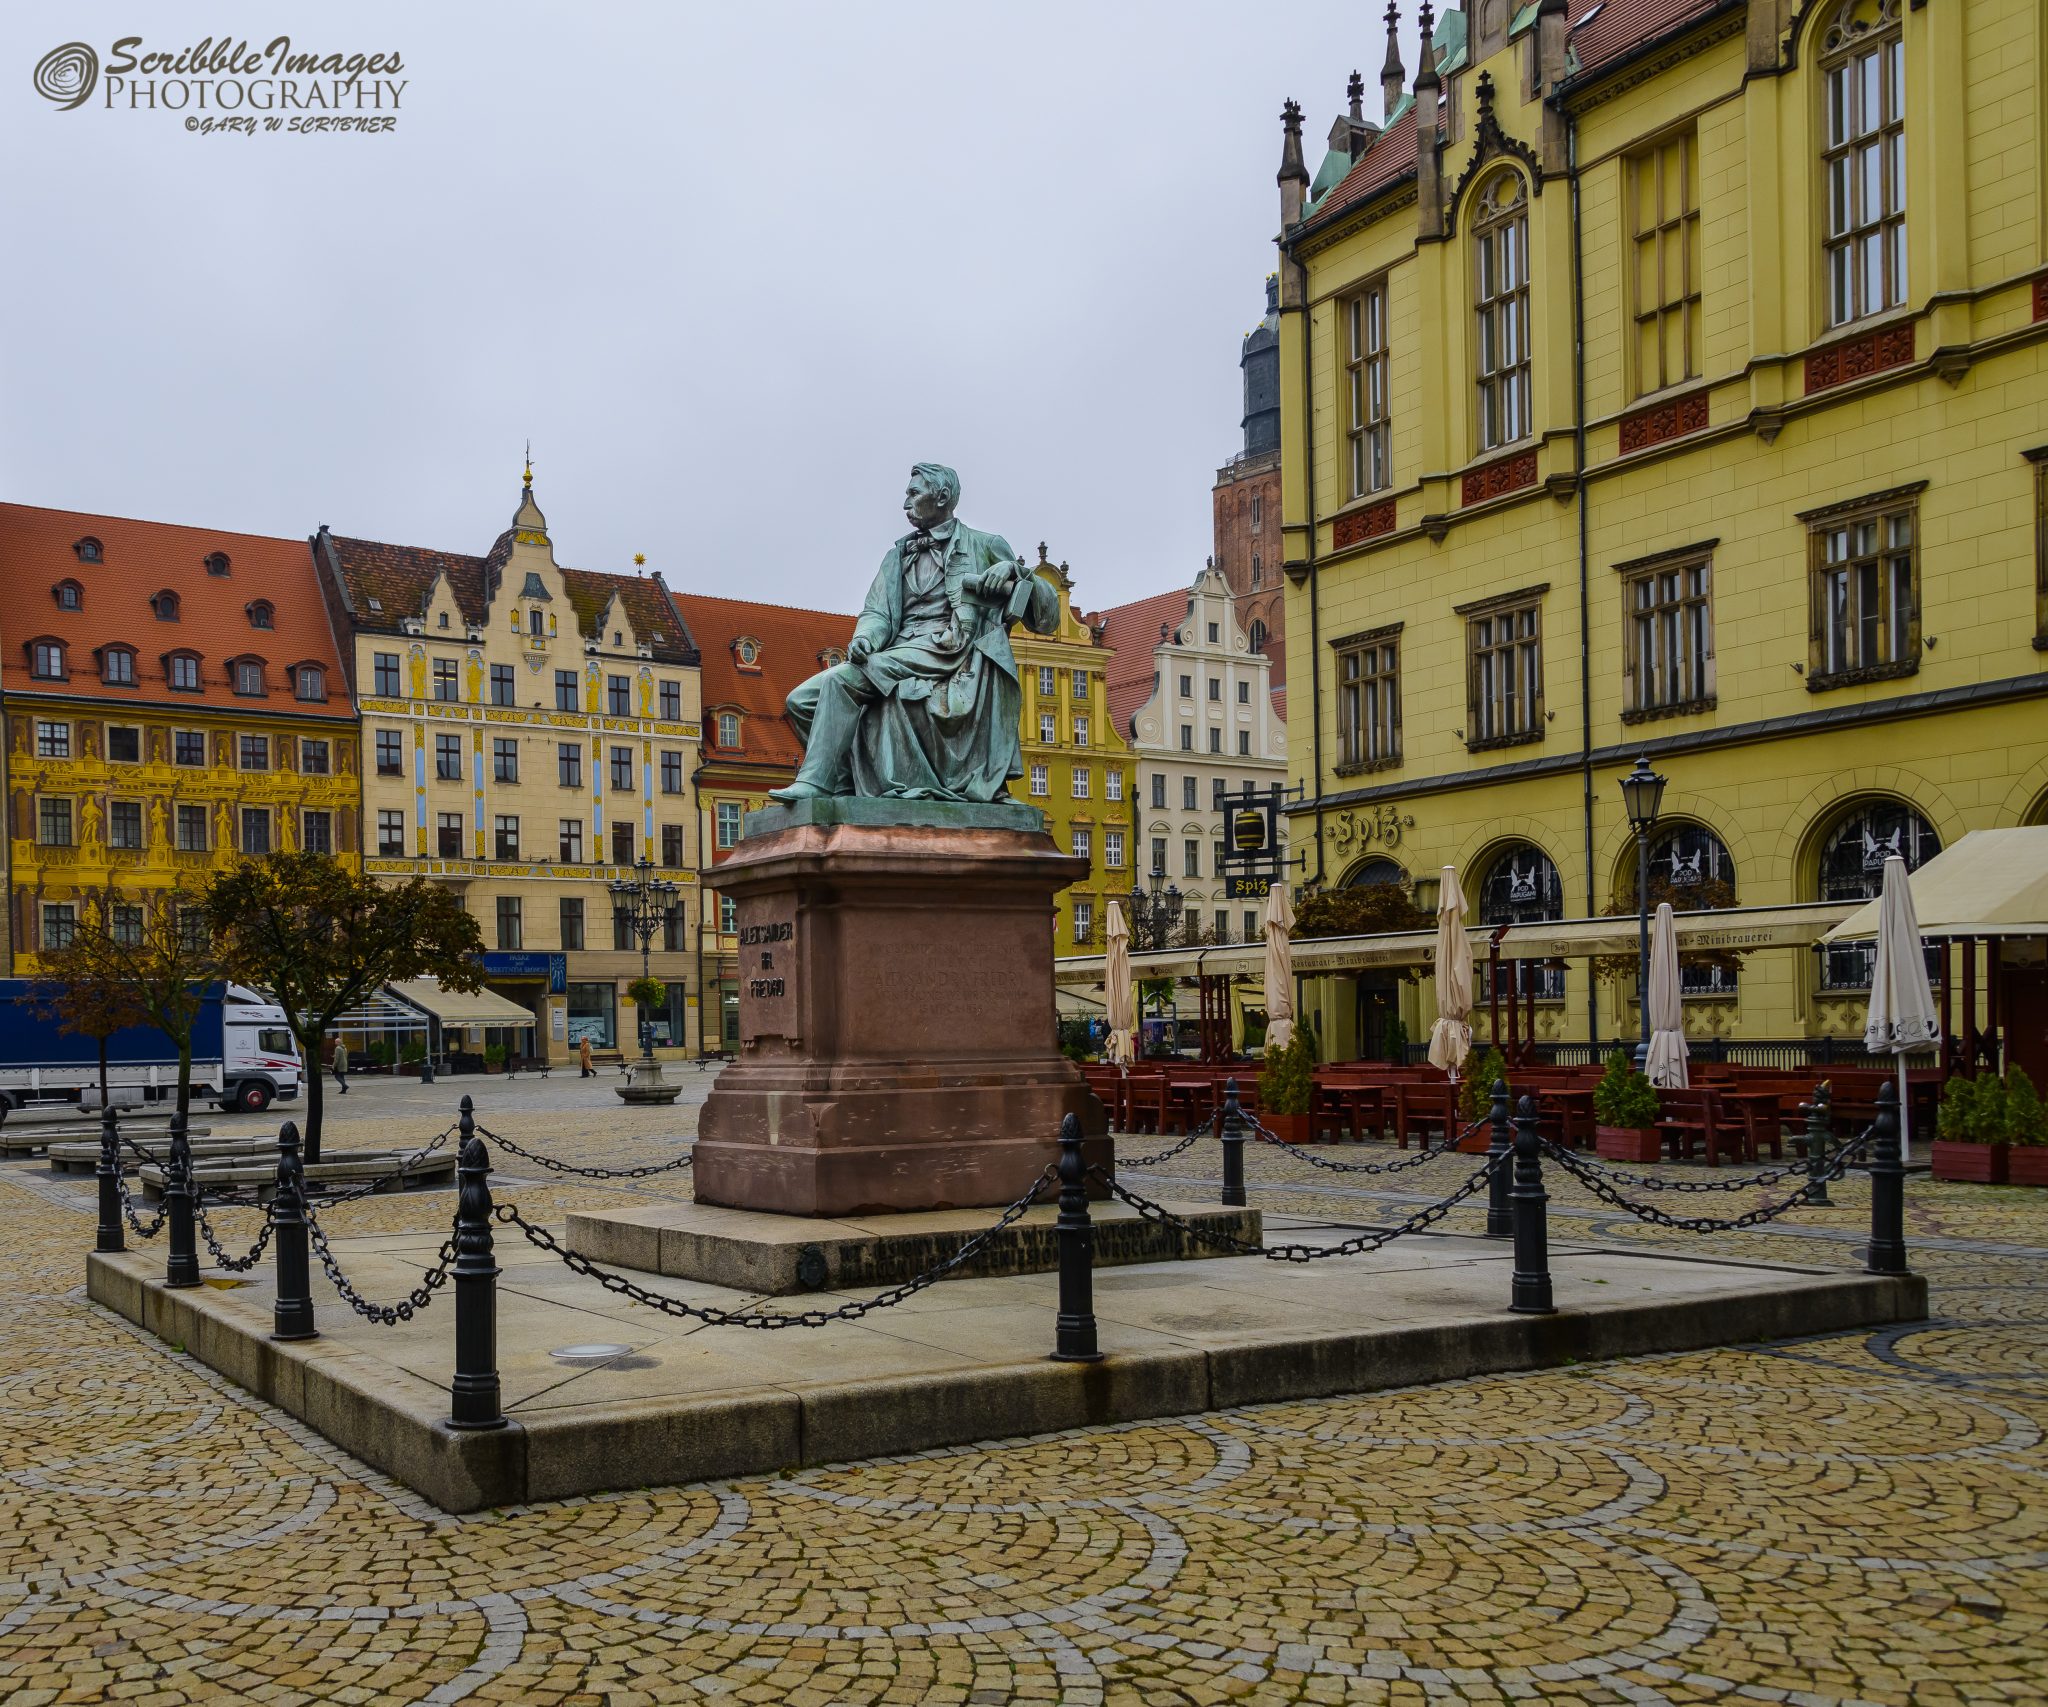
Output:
548 1343 633 1365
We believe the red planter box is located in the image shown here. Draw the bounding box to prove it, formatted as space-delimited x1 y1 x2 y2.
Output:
1932 1141 2008 1184
1263 1112 1311 1145
2006 1148 2048 1188
1596 1125 1663 1163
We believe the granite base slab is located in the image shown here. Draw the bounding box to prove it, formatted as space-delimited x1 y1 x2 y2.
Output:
565 1197 1262 1294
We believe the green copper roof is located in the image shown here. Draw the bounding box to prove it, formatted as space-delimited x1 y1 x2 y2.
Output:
1434 8 1471 77
1309 146 1355 202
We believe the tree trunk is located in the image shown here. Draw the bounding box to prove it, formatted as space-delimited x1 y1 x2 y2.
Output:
301 1035 324 1164
176 1041 192 1129
97 1038 109 1116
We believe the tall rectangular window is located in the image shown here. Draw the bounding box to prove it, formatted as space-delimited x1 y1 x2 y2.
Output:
175 804 208 851
300 739 330 774
377 809 406 856
1071 767 1090 800
439 813 464 857
1071 827 1091 861
2033 449 2048 647
1105 829 1124 869
607 674 630 715
715 801 742 848
493 738 520 782
1038 665 1055 696
610 747 633 791
660 751 684 794
1184 839 1200 878
1823 15 1906 328
659 679 681 720
301 811 333 855
559 818 584 862
1029 763 1048 797
42 904 77 950
376 729 404 776
1073 900 1093 945
490 663 515 706
1629 128 1701 394
36 720 70 758
1150 836 1167 876
239 734 268 771
432 658 458 701
662 824 685 867
560 896 585 951
1183 775 1197 810
38 798 74 845
1473 175 1532 450
174 730 205 766
109 800 143 849
611 822 634 866
1622 552 1714 715
1334 629 1400 770
494 815 520 859
437 733 463 780
240 809 272 856
1807 489 1919 685
496 896 523 950
1465 596 1543 746
1039 712 1056 744
1151 773 1166 809
555 669 580 711
558 742 583 787
1343 279 1391 496
373 652 401 696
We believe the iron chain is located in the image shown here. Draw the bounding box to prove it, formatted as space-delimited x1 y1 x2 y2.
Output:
1094 1155 1498 1262
311 1124 458 1205
1541 1129 1875 1233
114 1173 167 1241
478 1124 695 1180
1117 1109 1217 1170
1549 1125 1877 1193
495 1164 1059 1329
192 1201 276 1272
305 1205 458 1325
1244 1111 1484 1175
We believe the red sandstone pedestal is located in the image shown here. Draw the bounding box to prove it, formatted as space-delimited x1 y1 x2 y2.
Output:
696 802 1112 1215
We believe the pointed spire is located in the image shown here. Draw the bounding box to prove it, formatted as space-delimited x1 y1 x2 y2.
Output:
523 439 533 490
1415 2 1439 93
1476 69 1495 127
1347 70 1364 123
1278 98 1308 185
1381 3 1406 119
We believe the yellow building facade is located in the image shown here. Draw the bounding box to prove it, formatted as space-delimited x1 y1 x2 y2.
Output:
1276 0 2048 1057
1013 557 1133 955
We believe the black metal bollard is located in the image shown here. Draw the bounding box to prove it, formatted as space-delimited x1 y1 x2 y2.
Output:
1509 1094 1555 1315
270 1121 318 1342
164 1111 199 1288
1865 1080 1909 1275
1051 1113 1102 1363
448 1099 505 1430
1803 1080 1833 1208
1485 1076 1513 1239
95 1104 124 1255
1219 1078 1246 1208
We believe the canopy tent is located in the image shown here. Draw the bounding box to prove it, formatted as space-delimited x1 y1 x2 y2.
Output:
325 988 430 1035
385 979 538 1029
1823 828 2048 941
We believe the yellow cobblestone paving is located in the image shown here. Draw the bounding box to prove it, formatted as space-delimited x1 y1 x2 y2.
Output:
1 1079 2043 1704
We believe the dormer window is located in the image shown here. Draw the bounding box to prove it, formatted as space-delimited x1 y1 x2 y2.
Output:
204 551 230 576
366 596 384 613
734 637 762 671
100 645 137 686
232 659 265 697
613 631 623 647
717 711 741 748
438 611 450 629
74 537 103 563
31 639 67 679
167 652 202 692
247 600 275 631
53 580 82 611
153 589 180 621
295 663 327 701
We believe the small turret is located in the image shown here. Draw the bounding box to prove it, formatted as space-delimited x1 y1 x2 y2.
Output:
1380 3 1405 121
1278 99 1309 229
1414 3 1444 240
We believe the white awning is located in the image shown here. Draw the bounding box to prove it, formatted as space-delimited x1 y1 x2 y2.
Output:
1054 901 1856 988
385 978 538 1028
1823 828 2048 941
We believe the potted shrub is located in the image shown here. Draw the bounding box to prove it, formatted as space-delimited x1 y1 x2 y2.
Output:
1258 1028 1316 1144
2006 1068 2048 1187
482 1041 507 1075
400 1037 428 1077
366 1039 395 1075
1457 1045 1509 1152
1593 1048 1662 1162
1932 1073 2008 1183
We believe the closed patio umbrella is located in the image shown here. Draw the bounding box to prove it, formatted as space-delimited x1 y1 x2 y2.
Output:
1644 901 1690 1089
1864 854 1941 1160
1427 865 1473 1076
1104 900 1135 1067
1262 884 1297 1053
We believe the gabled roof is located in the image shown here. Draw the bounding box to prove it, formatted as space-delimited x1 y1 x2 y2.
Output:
667 592 856 773
1095 586 1193 739
0 501 348 717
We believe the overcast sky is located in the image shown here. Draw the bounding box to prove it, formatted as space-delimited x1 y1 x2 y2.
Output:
3 2 1424 616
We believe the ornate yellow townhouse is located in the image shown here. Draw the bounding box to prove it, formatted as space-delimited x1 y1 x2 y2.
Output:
314 470 704 1061
2 503 359 973
1014 552 1133 955
1274 0 2048 1056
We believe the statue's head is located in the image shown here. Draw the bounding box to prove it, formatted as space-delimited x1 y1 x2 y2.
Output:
903 463 960 528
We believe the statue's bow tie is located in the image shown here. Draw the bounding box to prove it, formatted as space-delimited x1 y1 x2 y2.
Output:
907 529 947 555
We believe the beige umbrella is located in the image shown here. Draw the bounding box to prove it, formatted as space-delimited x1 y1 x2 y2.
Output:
1262 883 1297 1053
1426 865 1473 1076
1103 900 1135 1066
1864 854 1940 1160
1644 901 1690 1089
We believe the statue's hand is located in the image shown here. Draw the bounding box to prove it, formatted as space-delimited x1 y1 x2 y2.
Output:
977 564 1016 598
848 635 873 665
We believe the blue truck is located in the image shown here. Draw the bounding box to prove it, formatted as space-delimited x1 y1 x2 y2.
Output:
0 981 303 1120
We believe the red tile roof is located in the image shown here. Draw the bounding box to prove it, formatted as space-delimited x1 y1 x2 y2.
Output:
1270 684 1288 723
0 502 349 718
1095 586 1192 741
667 592 856 773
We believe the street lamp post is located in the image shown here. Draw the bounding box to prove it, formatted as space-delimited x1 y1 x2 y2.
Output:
1125 867 1184 1037
609 857 684 1104
1619 756 1668 1061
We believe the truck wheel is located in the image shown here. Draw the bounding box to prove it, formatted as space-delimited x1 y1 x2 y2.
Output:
236 1082 273 1114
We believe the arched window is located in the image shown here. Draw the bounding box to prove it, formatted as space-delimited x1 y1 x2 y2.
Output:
1343 857 1406 888
1816 799 1939 988
247 601 274 630
232 659 265 697
74 537 103 563
204 552 230 576
1622 823 1740 994
1479 840 1563 997
152 589 180 622
1249 618 1269 654
31 639 67 679
717 711 740 748
53 580 82 610
1250 552 1263 589
167 652 202 692
100 646 136 686
295 664 326 701
1472 172 1532 450
1820 0 1905 328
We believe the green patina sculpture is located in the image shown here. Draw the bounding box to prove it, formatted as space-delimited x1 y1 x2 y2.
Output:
772 463 1060 804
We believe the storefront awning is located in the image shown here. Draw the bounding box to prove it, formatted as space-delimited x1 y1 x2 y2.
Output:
1823 828 2048 942
385 978 538 1028
1054 901 1857 988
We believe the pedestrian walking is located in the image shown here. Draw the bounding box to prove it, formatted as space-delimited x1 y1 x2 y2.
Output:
579 1035 594 1078
331 1037 350 1095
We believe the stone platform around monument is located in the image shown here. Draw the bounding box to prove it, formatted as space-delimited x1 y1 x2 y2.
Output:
564 1196 1263 1294
90 1217 1925 1513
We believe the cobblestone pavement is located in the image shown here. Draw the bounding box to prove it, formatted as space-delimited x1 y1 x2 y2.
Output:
2 1079 2044 1704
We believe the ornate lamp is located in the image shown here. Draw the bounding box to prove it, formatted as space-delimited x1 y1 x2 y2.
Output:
1618 757 1667 1057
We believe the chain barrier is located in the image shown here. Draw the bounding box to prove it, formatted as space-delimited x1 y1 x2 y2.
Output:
1549 1123 1878 1194
1093 1155 1498 1263
494 1164 1059 1329
476 1123 695 1180
309 1124 459 1205
1540 1127 1877 1233
1243 1111 1485 1175
119 1132 168 1170
1116 1111 1215 1170
192 1200 277 1273
305 1203 458 1325
114 1172 167 1240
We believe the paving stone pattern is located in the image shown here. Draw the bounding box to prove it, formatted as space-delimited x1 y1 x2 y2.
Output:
2 1077 2044 1704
